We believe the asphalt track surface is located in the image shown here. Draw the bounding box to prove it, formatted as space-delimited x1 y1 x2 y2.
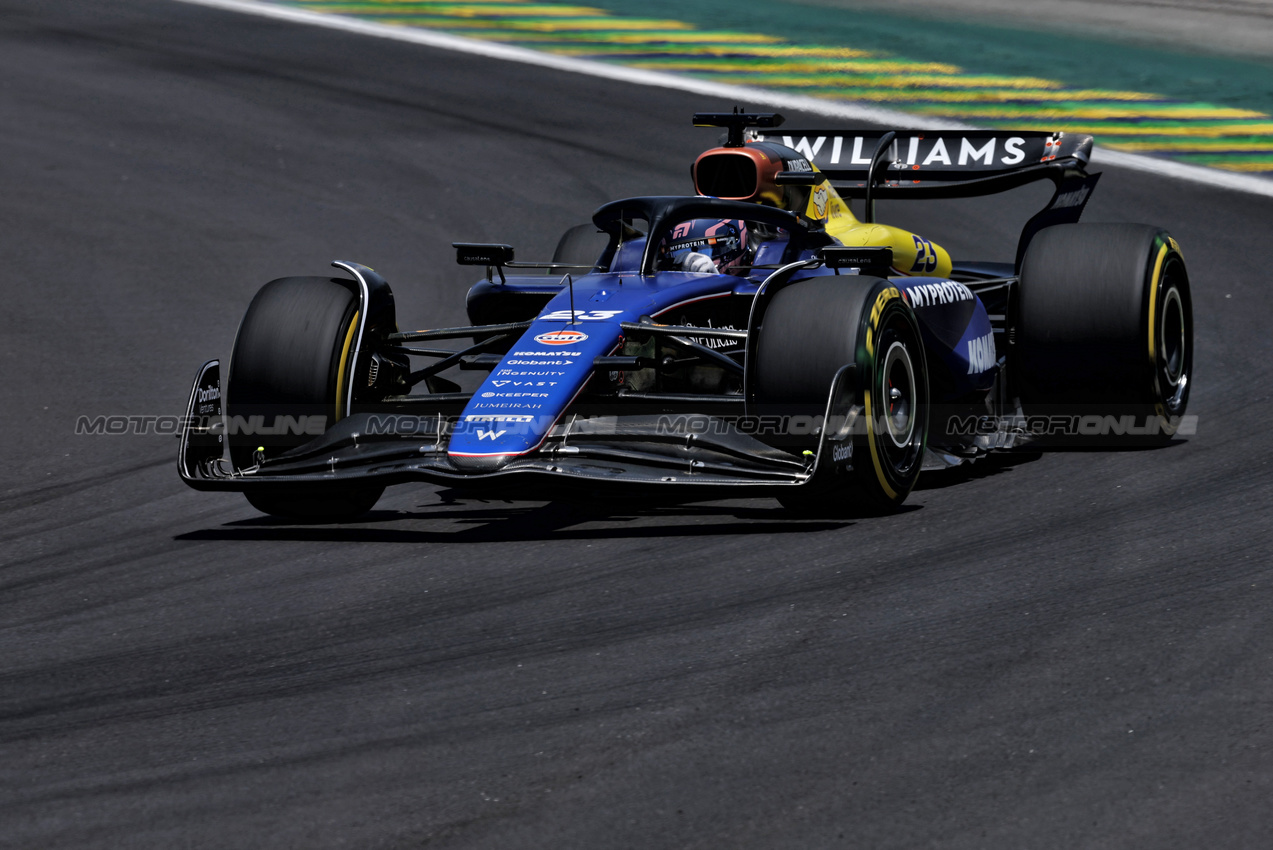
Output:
3 2 1272 847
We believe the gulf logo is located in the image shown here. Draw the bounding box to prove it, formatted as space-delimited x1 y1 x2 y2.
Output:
534 329 589 346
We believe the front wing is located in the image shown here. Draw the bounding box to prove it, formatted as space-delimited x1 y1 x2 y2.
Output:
178 360 862 499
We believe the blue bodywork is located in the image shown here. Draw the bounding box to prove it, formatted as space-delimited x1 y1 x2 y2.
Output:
450 270 757 464
894 278 998 394
449 268 998 465
178 193 1003 505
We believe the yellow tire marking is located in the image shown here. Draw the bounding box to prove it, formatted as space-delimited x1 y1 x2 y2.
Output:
1145 245 1172 424
863 385 899 502
862 293 901 502
334 309 360 422
1146 244 1169 368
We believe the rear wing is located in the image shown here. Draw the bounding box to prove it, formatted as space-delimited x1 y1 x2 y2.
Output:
752 130 1092 193
752 128 1099 269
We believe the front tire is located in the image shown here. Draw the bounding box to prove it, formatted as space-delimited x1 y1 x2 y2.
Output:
753 276 928 514
226 276 383 520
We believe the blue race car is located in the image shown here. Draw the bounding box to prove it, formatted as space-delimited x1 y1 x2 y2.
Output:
179 112 1192 519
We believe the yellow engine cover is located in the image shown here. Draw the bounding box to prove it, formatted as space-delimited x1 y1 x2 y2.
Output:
804 178 952 278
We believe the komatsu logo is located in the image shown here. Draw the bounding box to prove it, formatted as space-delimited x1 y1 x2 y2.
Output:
906 280 973 308
967 331 996 374
511 350 581 357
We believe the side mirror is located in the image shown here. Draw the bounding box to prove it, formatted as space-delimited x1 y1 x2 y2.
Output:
819 245 894 276
453 243 514 266
453 242 514 283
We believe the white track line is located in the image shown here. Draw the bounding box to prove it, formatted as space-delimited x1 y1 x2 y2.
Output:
175 0 1273 199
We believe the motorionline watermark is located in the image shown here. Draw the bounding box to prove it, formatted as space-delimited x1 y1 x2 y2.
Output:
74 414 330 436
941 413 1198 438
76 413 828 439
655 412 1199 439
655 413 843 437
77 413 457 437
76 411 1199 439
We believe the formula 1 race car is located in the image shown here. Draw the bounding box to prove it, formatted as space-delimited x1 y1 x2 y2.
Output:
178 111 1192 519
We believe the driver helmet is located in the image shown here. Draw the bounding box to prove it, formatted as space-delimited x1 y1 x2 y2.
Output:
659 219 750 274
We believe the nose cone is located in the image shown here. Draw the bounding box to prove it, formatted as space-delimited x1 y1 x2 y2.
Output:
448 451 514 472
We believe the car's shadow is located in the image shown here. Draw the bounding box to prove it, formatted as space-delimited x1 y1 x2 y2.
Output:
176 437 1185 544
915 437 1187 491
174 497 865 544
915 449 1043 491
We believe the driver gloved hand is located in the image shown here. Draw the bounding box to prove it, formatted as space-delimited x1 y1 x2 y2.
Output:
679 251 717 274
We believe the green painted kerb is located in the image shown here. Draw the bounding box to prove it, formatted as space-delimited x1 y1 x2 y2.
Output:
276 0 1273 174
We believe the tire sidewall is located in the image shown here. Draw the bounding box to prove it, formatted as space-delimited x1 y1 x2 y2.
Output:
856 287 928 503
225 277 360 469
1146 241 1192 430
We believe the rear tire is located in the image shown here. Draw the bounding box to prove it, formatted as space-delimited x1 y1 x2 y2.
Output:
753 276 928 514
226 277 383 520
1017 224 1192 444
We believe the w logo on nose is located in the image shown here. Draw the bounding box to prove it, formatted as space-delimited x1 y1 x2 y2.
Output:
476 429 506 441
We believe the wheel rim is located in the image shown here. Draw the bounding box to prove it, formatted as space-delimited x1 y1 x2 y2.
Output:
867 307 926 492
1160 284 1186 392
881 340 916 449
1154 255 1191 415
